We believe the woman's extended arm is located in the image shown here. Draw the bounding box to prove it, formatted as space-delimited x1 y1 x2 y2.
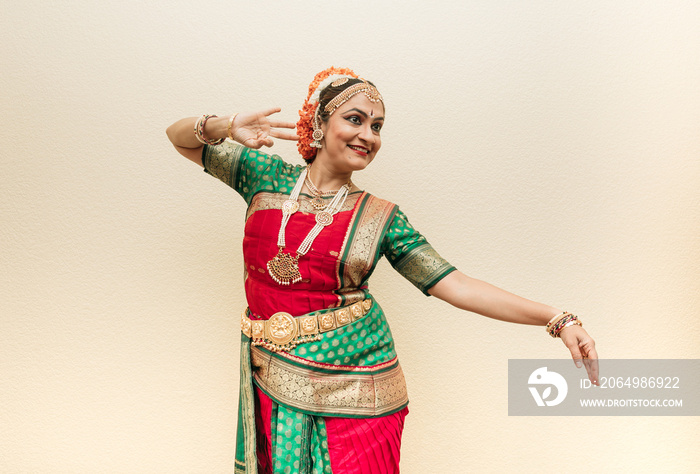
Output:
165 108 299 165
429 270 599 383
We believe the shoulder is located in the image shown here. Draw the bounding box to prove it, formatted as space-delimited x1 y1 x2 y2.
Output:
236 146 300 175
356 189 396 208
355 191 398 216
205 142 300 172
203 142 304 198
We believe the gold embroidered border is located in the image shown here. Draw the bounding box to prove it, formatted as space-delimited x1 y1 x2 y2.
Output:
246 191 361 222
394 243 454 291
276 349 399 373
204 141 244 188
251 346 408 417
337 194 396 289
335 288 366 307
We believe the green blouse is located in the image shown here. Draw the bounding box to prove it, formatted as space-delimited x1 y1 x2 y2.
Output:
202 142 456 296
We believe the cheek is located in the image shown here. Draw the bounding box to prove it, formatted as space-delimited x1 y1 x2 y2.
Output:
329 126 350 145
373 138 382 153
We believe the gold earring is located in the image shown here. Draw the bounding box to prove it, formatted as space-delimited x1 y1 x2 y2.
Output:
311 108 323 148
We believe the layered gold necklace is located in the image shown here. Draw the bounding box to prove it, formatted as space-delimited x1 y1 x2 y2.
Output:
305 170 353 210
266 167 351 285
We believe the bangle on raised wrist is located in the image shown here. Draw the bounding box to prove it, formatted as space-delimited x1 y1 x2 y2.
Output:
227 113 238 141
194 114 225 146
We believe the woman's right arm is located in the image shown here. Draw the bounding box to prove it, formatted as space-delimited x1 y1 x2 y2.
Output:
165 108 299 166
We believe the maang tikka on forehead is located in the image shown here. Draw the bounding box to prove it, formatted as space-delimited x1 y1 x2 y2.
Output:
324 80 384 116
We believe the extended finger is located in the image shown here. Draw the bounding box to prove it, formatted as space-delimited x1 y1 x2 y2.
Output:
583 358 600 386
582 345 600 385
269 120 298 129
261 107 283 117
270 130 300 141
561 334 584 368
568 345 584 369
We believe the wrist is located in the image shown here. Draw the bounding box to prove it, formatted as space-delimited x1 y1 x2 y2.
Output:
546 312 582 338
202 116 229 141
545 310 567 327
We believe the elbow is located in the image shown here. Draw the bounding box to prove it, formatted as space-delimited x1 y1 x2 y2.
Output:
165 123 176 144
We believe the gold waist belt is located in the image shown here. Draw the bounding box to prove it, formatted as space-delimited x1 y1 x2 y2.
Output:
241 298 373 352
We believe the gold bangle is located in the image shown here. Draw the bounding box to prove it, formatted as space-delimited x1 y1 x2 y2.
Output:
556 319 583 337
227 113 238 141
545 311 569 333
194 114 225 145
546 311 567 326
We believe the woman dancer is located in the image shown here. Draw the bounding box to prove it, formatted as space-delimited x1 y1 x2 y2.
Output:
166 67 598 474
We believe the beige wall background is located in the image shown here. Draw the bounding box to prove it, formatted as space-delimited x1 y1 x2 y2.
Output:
2 1 698 472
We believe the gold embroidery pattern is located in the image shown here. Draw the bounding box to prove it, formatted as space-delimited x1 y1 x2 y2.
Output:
336 289 366 307
394 243 453 291
278 351 399 372
339 195 396 288
251 347 408 416
246 192 361 222
204 141 244 187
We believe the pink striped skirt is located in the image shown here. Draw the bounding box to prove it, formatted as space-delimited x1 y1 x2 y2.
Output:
254 387 408 474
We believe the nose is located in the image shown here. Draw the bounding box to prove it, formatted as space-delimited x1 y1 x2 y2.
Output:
358 123 375 144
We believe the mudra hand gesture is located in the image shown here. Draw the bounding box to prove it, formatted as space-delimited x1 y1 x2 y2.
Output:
229 107 299 149
559 323 599 384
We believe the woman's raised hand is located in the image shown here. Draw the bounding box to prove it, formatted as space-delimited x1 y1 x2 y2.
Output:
559 325 599 385
230 107 299 149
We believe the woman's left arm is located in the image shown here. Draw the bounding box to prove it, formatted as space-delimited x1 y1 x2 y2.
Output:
429 270 599 384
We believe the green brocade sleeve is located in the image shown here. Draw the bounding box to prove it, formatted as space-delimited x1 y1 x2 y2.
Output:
202 142 299 204
381 209 456 296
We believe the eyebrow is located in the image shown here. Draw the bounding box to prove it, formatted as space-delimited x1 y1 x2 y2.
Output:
344 108 384 121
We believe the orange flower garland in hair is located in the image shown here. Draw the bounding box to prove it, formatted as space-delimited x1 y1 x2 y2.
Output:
297 67 359 162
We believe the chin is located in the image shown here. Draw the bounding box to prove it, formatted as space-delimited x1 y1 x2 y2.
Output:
346 154 375 171
347 159 372 172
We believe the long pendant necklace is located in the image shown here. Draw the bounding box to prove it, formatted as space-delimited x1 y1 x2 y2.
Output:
266 167 351 285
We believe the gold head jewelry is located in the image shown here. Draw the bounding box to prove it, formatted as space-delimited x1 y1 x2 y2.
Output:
324 81 383 116
310 107 324 148
331 77 349 87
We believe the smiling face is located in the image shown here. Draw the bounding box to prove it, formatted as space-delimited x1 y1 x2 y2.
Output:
315 93 384 174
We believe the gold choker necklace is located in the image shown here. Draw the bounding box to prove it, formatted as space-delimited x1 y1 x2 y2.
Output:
304 164 352 210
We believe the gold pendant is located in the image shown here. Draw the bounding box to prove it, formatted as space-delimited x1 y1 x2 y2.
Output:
267 248 302 285
311 196 326 210
282 199 299 215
